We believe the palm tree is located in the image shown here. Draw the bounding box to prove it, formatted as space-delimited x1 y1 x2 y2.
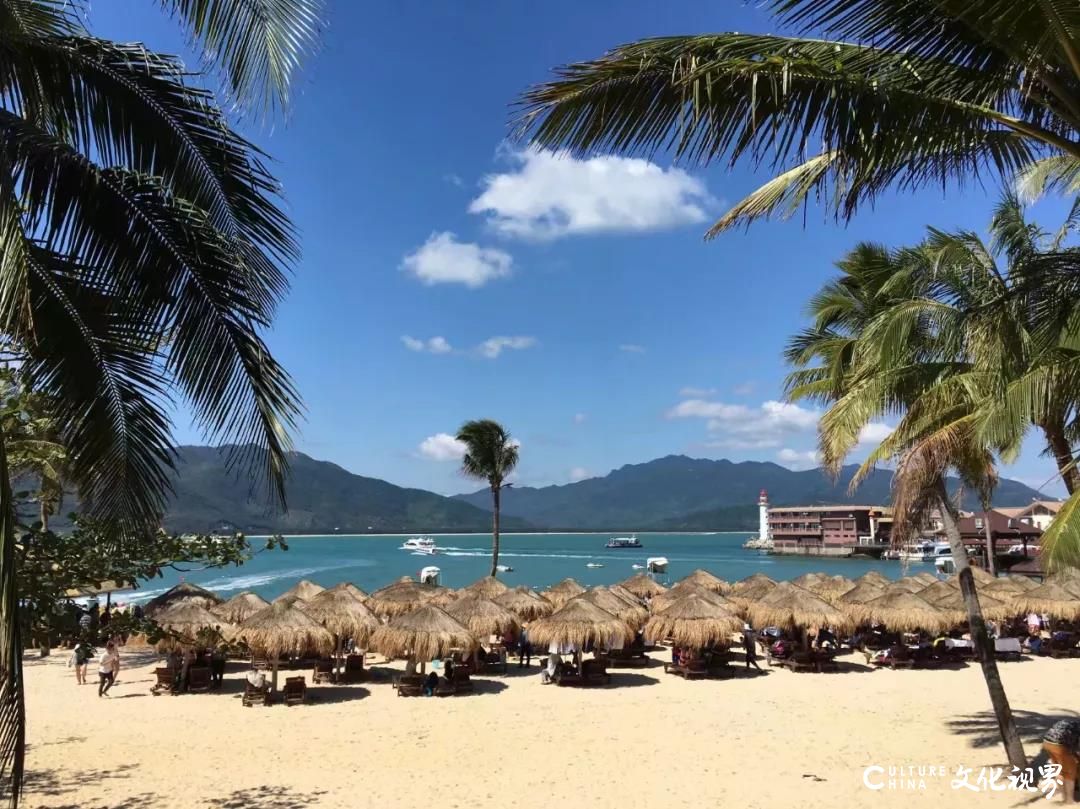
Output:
517 1 1080 234
456 420 519 577
0 1 321 803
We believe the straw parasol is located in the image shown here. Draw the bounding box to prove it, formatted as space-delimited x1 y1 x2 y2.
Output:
799 574 856 603
930 589 1013 621
856 571 891 588
463 576 510 600
911 572 940 586
619 573 667 599
791 572 828 590
328 582 368 602
1048 568 1080 597
979 578 1028 599
581 587 649 628
369 604 478 663
915 580 958 604
154 602 232 649
748 582 854 633
444 595 521 638
274 579 325 604
236 601 334 690
727 574 778 605
857 590 951 633
544 578 587 609
302 588 380 647
526 597 633 651
837 581 886 606
608 583 645 607
429 588 462 607
649 583 735 615
366 579 445 617
886 577 926 594
212 591 270 624
1007 574 1041 591
679 569 731 594
144 582 223 616
968 566 996 585
494 587 554 621
1012 581 1080 620
643 593 743 648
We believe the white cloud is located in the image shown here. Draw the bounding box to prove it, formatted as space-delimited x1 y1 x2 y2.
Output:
619 344 646 354
679 387 716 398
417 433 467 461
402 335 453 354
733 382 756 396
857 422 894 446
573 413 587 425
443 173 464 188
401 231 512 288
569 467 590 482
477 335 537 359
469 148 713 240
669 398 820 450
777 448 821 470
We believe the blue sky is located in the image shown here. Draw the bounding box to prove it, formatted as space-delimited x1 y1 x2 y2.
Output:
91 1 1068 499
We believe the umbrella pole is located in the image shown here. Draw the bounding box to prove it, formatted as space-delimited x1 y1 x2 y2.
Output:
271 658 279 694
334 636 342 682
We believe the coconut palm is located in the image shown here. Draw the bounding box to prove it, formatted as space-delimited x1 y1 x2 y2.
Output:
456 419 519 576
517 1 1080 234
0 1 321 802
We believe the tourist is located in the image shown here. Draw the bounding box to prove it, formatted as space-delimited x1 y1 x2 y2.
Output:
517 626 532 668
180 648 196 692
743 624 761 670
97 641 120 697
1043 718 1080 803
1029 612 1043 635
542 653 560 684
210 645 227 689
423 670 439 696
68 641 92 685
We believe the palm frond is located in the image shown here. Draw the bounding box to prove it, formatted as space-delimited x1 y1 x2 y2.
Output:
1040 489 1080 570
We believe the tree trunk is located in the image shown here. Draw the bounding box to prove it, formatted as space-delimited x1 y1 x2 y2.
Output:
936 479 1026 769
489 485 501 577
38 500 47 534
1042 419 1079 495
980 500 997 577
0 422 25 806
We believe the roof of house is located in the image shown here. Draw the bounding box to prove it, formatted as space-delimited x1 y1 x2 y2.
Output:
1019 500 1065 516
768 505 887 514
995 507 1026 518
956 510 1043 537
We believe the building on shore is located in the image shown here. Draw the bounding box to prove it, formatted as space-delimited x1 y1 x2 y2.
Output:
768 505 892 557
996 501 1063 531
953 510 1043 554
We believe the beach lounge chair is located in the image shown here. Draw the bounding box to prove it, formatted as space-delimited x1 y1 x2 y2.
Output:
478 652 508 675
340 654 365 683
186 666 212 692
251 654 270 670
150 667 178 696
242 680 271 707
599 648 650 668
994 637 1023 661
434 678 456 697
395 673 424 697
786 651 817 673
312 658 334 684
282 676 307 706
580 658 612 686
1048 634 1080 659
452 668 474 694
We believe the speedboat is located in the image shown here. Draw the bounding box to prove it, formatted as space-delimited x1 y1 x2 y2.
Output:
496 564 513 573
897 540 942 561
585 562 604 568
606 535 642 549
631 564 645 570
402 536 437 553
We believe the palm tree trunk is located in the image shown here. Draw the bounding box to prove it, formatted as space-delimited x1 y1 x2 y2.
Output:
936 479 1026 769
980 499 997 576
1042 419 1079 495
489 485 501 577
0 422 25 806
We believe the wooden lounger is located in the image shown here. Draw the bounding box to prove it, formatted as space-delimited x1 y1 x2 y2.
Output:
242 681 270 707
282 676 307 706
186 666 212 692
312 659 334 684
340 654 366 683
663 662 706 680
452 669 474 694
600 649 650 668
395 674 424 697
150 667 177 696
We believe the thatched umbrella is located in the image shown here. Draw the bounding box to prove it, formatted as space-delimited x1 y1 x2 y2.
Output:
968 566 996 585
444 595 520 639
911 572 940 586
791 572 828 590
837 581 886 606
328 582 368 602
303 588 380 678
429 588 462 607
855 571 891 588
236 601 334 690
155 602 232 649
679 569 731 594
1013 581 1080 621
544 578 587 609
366 579 445 618
649 582 735 614
1006 574 1041 591
886 577 926 594
930 589 1013 622
494 587 554 621
463 576 510 600
144 582 222 616
619 573 667 599
212 591 269 624
581 587 649 628
369 605 478 668
527 598 634 659
979 578 1028 599
857 590 950 633
728 574 778 605
274 579 325 604
748 582 855 636
916 580 958 604
608 583 645 607
643 593 743 648
799 574 856 603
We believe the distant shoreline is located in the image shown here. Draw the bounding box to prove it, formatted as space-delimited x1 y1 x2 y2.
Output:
255 531 755 539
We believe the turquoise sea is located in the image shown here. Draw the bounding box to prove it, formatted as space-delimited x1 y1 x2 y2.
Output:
117 533 937 605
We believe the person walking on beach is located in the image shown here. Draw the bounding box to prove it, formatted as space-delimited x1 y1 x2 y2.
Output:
1043 718 1080 803
69 641 92 685
98 641 120 697
210 645 227 689
518 627 532 668
743 624 761 670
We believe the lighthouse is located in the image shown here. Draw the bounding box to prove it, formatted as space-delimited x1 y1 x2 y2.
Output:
758 489 770 543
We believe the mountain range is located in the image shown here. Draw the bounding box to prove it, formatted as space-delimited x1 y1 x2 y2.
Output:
138 446 1047 535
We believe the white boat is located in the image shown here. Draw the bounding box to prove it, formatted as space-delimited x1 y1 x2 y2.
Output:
419 566 441 585
631 564 645 570
646 557 669 574
496 564 513 573
606 535 642 549
585 562 604 568
897 540 944 561
402 536 437 554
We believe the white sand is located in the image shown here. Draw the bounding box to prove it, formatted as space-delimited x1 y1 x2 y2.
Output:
23 648 1075 808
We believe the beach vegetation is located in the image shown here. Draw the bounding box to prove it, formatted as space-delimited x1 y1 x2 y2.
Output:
456 419 520 577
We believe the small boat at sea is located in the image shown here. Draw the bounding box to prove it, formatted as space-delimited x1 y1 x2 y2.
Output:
402 536 437 554
585 562 604 568
496 564 513 573
606 535 642 549
631 564 645 570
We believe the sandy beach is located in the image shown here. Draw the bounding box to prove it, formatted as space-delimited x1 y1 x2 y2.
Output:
23 646 1076 809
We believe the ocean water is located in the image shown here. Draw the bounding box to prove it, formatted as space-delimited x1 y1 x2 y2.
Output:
116 533 938 605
